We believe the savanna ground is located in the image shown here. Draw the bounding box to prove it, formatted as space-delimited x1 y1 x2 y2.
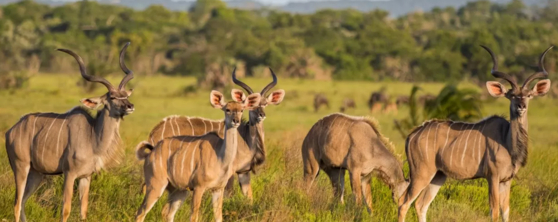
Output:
0 74 557 222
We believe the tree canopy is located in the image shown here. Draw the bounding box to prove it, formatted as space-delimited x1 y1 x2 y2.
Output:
1 0 558 83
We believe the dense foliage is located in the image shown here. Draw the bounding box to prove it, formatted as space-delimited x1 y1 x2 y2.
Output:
1 0 558 83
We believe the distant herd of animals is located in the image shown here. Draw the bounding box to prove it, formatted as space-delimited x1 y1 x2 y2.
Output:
313 87 433 114
3 42 553 222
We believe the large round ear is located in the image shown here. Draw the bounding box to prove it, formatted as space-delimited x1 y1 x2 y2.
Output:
243 93 261 110
80 97 103 110
532 79 551 96
486 81 507 97
266 89 285 105
231 89 247 103
210 90 227 109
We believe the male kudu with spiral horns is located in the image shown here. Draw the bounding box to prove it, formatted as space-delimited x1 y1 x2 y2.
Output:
5 42 136 222
397 45 553 222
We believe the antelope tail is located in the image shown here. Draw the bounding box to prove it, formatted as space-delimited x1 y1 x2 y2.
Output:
135 141 154 160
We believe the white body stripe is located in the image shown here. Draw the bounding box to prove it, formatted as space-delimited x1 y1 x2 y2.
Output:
187 117 194 135
190 141 201 174
41 115 60 161
180 140 192 176
161 119 167 140
56 118 66 156
203 121 207 133
441 122 455 156
424 123 432 161
460 123 476 166
174 117 181 135
477 122 487 165
169 117 176 136
449 124 466 167
31 113 42 152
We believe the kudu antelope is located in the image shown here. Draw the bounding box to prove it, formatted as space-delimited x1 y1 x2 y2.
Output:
5 42 135 222
398 46 553 222
302 113 408 213
140 69 285 204
134 90 261 222
314 93 329 112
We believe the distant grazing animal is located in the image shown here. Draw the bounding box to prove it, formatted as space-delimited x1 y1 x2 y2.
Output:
398 46 553 222
383 101 398 114
339 98 356 112
368 88 388 110
302 113 408 213
134 90 261 222
5 43 135 222
396 95 410 106
140 69 285 211
314 93 329 112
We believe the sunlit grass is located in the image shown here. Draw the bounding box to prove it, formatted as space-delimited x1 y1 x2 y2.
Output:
0 73 556 221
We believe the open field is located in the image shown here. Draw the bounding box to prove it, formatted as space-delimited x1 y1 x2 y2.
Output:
1 74 557 221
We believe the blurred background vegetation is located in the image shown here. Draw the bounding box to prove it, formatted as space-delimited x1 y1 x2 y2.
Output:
1 0 558 90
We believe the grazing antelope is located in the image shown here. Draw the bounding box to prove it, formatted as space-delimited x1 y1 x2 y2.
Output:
339 98 356 112
134 90 261 222
302 113 408 213
4 43 135 222
140 69 285 205
314 93 329 112
397 45 553 222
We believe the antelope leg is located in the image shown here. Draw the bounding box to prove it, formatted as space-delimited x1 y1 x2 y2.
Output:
414 172 447 222
398 172 434 222
79 176 91 220
488 177 501 222
325 168 346 204
238 172 253 202
135 182 167 222
499 180 511 222
163 189 188 222
61 173 77 222
190 187 206 222
349 170 363 205
13 163 30 222
361 177 372 213
212 188 225 222
21 169 43 222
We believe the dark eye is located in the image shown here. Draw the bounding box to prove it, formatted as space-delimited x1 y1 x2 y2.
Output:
226 109 230 112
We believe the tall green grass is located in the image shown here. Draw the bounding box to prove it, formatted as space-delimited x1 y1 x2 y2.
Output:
0 74 556 221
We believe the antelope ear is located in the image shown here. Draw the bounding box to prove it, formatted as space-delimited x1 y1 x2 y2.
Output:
532 79 551 96
243 93 261 110
210 90 226 109
266 89 285 105
230 89 247 103
126 89 133 97
486 81 507 97
80 97 103 110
